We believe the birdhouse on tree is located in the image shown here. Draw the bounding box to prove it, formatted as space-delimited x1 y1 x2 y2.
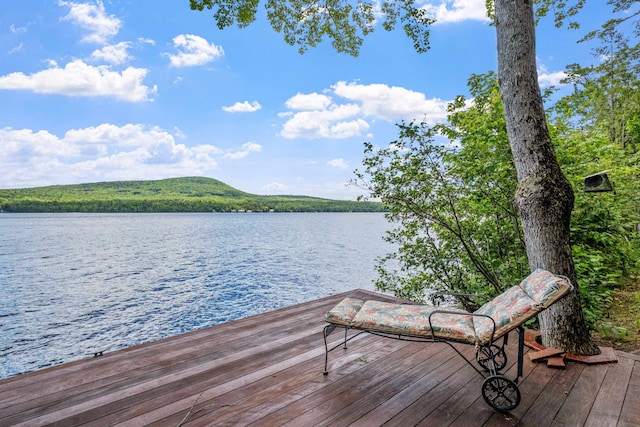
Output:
584 171 614 193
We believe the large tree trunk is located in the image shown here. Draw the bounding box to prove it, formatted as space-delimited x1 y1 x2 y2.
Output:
494 0 599 355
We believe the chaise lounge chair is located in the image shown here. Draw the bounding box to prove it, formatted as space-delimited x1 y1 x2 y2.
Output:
322 269 573 412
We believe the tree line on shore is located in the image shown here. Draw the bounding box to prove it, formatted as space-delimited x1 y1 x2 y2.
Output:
0 177 384 213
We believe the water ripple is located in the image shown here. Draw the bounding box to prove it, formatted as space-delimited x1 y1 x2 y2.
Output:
0 212 392 379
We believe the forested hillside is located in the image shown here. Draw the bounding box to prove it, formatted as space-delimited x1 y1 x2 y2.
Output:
0 177 384 213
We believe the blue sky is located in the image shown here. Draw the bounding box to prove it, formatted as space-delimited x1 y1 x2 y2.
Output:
0 1 623 199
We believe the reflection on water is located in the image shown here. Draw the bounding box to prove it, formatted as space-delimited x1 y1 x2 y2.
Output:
0 212 391 378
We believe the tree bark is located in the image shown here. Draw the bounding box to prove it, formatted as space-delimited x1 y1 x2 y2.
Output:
494 0 599 354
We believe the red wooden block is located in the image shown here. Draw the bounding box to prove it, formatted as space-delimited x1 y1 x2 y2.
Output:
547 355 566 369
529 347 565 362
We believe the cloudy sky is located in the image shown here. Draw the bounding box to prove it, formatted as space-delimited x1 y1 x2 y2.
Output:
0 1 617 199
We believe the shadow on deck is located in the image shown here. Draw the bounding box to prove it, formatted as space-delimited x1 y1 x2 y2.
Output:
0 289 638 426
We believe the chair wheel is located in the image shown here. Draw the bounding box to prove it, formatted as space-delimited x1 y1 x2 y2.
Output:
482 375 521 411
476 344 507 372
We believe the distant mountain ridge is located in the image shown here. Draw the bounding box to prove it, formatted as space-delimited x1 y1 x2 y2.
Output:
0 177 384 213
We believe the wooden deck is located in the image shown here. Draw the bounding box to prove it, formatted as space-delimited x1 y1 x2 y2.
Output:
0 289 638 426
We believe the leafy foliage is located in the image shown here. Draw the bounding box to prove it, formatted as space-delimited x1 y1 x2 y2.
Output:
0 177 384 213
550 19 640 325
190 0 433 56
555 128 640 318
354 73 527 310
356 64 640 325
534 0 587 29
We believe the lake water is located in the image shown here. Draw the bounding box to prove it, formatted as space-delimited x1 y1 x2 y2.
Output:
0 212 392 379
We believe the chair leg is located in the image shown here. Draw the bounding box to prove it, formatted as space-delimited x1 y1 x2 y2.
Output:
323 325 361 374
323 325 334 374
343 326 348 349
516 326 524 382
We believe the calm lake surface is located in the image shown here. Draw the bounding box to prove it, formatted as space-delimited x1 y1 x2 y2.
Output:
0 212 392 379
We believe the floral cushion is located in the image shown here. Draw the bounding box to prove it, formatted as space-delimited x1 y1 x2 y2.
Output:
352 301 476 343
472 286 538 343
325 269 572 346
325 297 364 326
519 268 572 307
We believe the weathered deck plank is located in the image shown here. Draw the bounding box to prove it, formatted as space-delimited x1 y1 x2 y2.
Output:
584 354 636 427
618 353 640 427
0 289 636 427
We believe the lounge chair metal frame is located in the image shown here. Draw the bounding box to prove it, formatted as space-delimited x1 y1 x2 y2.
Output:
322 270 573 412
323 320 524 412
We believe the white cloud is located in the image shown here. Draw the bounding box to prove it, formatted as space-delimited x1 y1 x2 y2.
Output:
327 158 350 170
279 81 449 139
262 181 288 193
538 70 567 87
280 103 363 139
9 43 23 55
332 81 448 122
0 59 156 102
173 127 186 139
222 101 262 113
285 92 332 110
223 141 262 159
0 124 222 188
63 124 169 146
59 0 122 44
421 0 490 24
538 65 567 87
138 37 155 46
168 34 224 67
90 42 131 65
10 24 27 33
330 119 370 139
